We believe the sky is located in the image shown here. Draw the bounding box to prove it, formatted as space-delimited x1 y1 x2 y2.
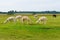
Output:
0 0 60 12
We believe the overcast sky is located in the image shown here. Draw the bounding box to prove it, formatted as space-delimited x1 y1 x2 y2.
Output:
0 0 60 12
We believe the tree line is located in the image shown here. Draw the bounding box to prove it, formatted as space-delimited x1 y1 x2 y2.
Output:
0 10 60 15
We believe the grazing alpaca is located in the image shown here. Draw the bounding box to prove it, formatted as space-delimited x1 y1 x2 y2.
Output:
34 14 38 19
36 16 47 24
53 14 56 18
21 16 32 24
15 15 22 21
16 15 22 19
4 16 16 23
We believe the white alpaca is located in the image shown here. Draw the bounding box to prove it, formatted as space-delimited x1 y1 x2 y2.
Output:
36 16 47 24
34 14 38 19
4 16 16 23
15 15 22 21
21 16 32 24
15 15 22 19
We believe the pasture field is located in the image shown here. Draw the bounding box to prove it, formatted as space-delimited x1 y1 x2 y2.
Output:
0 14 60 40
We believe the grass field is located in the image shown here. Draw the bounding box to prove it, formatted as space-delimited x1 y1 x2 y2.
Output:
0 14 60 40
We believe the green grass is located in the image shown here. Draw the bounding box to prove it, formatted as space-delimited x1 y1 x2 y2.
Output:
0 14 60 40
